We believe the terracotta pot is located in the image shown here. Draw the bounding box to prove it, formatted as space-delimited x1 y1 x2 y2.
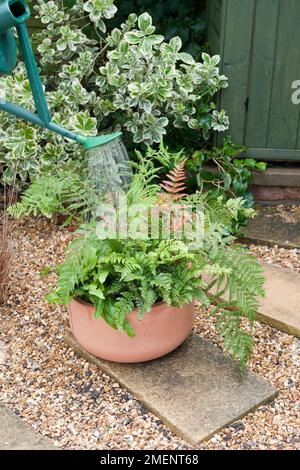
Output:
68 298 194 363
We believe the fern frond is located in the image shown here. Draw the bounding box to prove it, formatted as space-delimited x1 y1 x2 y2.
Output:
48 252 84 304
107 280 124 295
7 201 28 218
119 259 142 281
151 272 173 304
160 159 188 197
146 142 186 171
137 283 157 320
115 292 135 333
7 170 91 221
216 311 254 372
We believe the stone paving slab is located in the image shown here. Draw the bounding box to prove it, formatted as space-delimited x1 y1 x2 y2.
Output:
241 205 300 249
0 404 54 450
65 332 277 445
207 261 300 338
257 263 300 337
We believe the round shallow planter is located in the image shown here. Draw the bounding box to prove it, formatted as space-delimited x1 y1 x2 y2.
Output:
68 298 195 363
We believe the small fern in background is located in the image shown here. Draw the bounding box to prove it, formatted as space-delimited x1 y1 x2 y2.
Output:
7 169 92 223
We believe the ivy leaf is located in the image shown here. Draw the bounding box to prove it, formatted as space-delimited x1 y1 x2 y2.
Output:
139 37 153 56
98 269 109 284
110 28 122 44
157 117 169 128
156 85 172 100
244 158 257 169
256 162 267 171
119 40 129 53
222 173 232 190
88 284 105 299
97 19 106 33
139 99 152 113
2 167 14 184
144 26 155 35
148 34 164 45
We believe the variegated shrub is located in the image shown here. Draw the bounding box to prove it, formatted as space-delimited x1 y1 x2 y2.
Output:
0 0 228 187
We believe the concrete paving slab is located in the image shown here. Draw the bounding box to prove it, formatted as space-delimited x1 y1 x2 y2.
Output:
242 205 300 249
65 332 277 445
207 261 300 338
257 263 300 337
0 405 54 450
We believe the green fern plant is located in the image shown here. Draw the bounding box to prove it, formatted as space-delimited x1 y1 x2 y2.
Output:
47 225 264 372
46 157 265 372
7 168 92 223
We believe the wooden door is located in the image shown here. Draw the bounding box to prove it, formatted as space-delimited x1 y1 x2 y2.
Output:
208 0 300 161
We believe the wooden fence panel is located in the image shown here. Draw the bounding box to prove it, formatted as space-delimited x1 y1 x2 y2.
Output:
208 0 300 161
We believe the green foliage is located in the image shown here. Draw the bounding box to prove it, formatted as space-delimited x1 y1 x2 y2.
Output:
224 196 256 235
141 142 258 232
142 141 185 172
8 142 257 236
184 138 267 230
186 138 267 202
46 155 265 371
48 226 264 372
0 0 228 187
7 166 91 222
208 246 265 371
111 1 207 58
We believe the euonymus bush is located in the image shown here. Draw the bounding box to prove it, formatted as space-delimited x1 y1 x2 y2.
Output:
0 0 228 187
111 0 207 57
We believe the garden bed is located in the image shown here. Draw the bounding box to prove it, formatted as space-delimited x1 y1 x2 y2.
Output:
0 216 299 450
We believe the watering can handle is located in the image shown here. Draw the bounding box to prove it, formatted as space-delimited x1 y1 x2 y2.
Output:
0 0 51 124
0 0 121 148
16 22 51 124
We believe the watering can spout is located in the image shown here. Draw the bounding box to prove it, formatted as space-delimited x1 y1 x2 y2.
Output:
0 0 121 148
75 132 123 150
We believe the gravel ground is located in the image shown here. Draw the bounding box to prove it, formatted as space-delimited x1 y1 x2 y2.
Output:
0 217 299 450
248 243 300 273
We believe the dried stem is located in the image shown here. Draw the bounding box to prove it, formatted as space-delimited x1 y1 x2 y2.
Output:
0 181 16 304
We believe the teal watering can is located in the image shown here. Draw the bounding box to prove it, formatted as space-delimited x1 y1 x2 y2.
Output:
0 0 121 149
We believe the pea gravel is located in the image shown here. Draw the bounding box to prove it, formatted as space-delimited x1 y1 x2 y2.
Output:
0 217 299 450
248 243 300 273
